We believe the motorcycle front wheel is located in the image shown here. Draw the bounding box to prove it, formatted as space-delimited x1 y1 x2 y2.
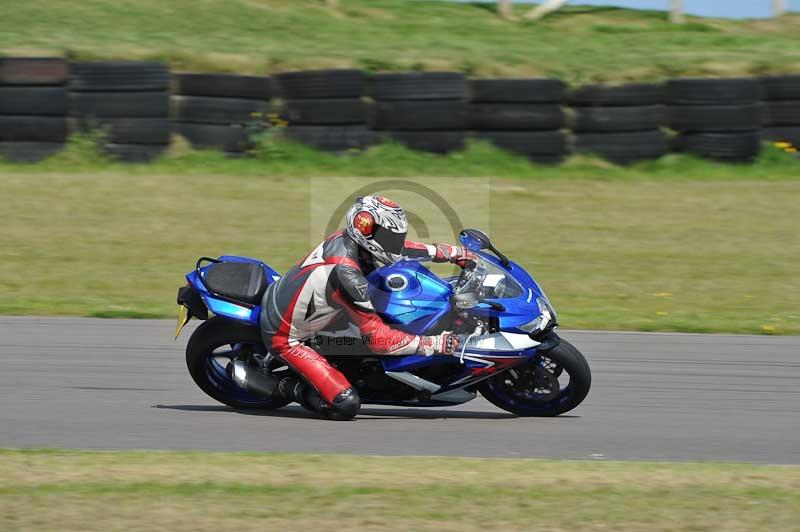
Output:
186 317 291 410
478 339 591 417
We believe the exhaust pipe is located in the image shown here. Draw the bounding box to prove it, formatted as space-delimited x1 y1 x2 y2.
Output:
230 360 279 398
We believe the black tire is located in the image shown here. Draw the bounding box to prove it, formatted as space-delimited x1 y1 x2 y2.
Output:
70 91 169 118
574 130 668 164
0 87 68 115
568 83 664 106
69 61 169 92
469 103 565 131
669 103 763 132
474 130 568 156
763 101 800 127
529 154 567 165
103 143 167 163
762 126 800 146
371 100 466 130
667 77 762 105
469 78 565 103
276 69 365 99
0 116 68 142
385 130 465 153
284 125 375 151
761 75 800 101
371 72 466 101
186 317 291 410
282 99 367 125
77 118 171 145
170 95 269 125
478 339 591 417
0 141 64 162
0 58 68 86
677 131 762 161
173 73 273 100
573 105 666 133
174 122 255 152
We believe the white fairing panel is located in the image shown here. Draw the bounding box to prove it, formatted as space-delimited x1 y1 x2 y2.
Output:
465 331 539 352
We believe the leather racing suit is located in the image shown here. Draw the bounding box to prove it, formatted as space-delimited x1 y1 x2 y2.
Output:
259 231 473 417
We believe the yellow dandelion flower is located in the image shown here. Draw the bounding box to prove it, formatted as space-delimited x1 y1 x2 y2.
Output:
656 311 669 316
761 325 776 333
774 141 791 149
653 292 673 297
786 147 798 153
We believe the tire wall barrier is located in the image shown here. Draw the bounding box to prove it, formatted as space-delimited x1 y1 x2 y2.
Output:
761 75 800 149
2 58 799 164
470 78 568 164
277 69 373 152
0 58 69 162
172 73 272 156
69 61 171 162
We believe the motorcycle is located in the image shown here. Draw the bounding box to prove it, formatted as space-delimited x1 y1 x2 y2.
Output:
175 229 591 417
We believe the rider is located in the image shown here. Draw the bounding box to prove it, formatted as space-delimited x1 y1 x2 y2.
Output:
260 195 477 420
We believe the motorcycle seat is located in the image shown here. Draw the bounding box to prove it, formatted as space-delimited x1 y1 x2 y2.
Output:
203 262 267 305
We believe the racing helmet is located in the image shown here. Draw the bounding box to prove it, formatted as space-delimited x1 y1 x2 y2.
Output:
345 196 408 265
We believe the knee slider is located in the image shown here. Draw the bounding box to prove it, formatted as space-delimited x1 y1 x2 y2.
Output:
330 387 360 420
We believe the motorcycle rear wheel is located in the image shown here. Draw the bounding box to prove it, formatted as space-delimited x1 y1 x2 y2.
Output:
478 339 591 417
186 317 291 410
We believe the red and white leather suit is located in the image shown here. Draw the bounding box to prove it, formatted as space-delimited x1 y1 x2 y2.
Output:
259 231 472 410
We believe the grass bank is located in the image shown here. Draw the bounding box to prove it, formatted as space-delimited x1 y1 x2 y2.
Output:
1 140 798 334
3 0 800 81
1 449 798 532
2 134 800 181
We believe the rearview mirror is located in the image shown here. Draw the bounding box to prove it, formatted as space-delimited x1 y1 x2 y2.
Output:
458 228 510 267
459 229 492 252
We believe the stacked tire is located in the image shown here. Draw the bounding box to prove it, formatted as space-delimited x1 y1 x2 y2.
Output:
276 70 372 152
761 75 800 147
469 78 568 164
669 78 763 162
172 73 272 156
371 72 466 154
0 58 69 162
570 83 667 164
69 62 170 162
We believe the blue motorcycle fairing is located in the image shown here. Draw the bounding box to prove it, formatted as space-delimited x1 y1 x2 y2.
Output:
368 251 548 335
185 255 281 326
367 251 549 390
467 251 550 333
366 260 453 335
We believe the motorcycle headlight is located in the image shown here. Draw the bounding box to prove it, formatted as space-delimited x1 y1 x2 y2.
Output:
520 297 557 333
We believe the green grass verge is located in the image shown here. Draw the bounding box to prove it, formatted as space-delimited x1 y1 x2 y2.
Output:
2 133 800 181
3 0 800 81
1 449 798 532
1 137 798 334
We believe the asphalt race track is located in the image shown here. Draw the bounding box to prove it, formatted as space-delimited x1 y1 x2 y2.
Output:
1 317 798 464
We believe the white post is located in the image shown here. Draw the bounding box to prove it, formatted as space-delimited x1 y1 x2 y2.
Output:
773 0 787 17
669 0 684 23
524 0 569 20
498 0 514 19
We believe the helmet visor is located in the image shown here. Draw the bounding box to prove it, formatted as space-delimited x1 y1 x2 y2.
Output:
372 225 406 256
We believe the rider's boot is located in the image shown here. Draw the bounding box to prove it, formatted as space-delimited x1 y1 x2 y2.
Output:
278 377 360 420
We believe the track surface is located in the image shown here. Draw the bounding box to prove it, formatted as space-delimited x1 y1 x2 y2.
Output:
1 317 798 463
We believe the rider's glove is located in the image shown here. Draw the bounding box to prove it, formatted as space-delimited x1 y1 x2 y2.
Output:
436 244 478 270
419 332 460 356
453 248 478 270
